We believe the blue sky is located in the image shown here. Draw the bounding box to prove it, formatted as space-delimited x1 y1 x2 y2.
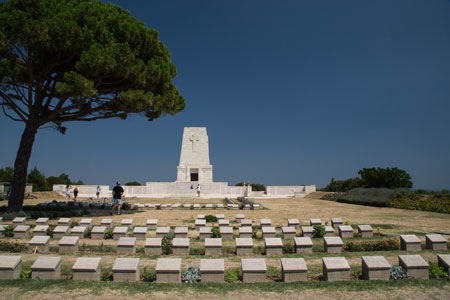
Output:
1 0 450 189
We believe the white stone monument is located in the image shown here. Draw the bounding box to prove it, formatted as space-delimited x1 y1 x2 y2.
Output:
176 127 213 183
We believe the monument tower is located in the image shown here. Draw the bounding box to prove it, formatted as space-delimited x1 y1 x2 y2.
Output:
176 127 213 183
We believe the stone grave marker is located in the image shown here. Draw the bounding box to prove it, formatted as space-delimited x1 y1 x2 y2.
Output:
200 259 224 283
156 258 181 283
0 255 22 280
72 257 101 281
112 258 140 282
322 257 350 281
31 256 61 280
399 254 428 279
281 257 307 282
241 258 266 283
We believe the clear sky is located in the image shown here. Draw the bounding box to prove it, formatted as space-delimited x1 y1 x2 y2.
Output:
1 0 450 190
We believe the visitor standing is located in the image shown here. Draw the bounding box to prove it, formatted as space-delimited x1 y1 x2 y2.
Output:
110 181 124 215
65 185 71 201
197 184 201 197
73 187 79 201
96 185 101 200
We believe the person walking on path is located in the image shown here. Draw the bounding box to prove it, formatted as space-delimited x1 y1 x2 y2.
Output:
111 181 124 215
196 184 201 197
96 185 101 200
65 185 71 201
73 187 79 201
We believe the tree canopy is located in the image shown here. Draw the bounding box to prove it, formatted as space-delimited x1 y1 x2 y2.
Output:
124 181 141 186
322 167 413 192
0 0 185 210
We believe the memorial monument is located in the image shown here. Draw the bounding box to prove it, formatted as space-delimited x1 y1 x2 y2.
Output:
53 127 316 198
177 127 213 183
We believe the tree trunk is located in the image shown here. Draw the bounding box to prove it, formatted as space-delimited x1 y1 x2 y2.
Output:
8 122 39 212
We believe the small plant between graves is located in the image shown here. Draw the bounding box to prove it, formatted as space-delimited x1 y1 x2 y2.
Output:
101 271 113 281
282 241 295 254
46 226 54 237
205 215 217 222
313 225 325 238
343 239 399 252
84 226 92 238
162 236 172 255
5 225 14 237
428 261 448 279
225 268 240 283
390 265 409 280
104 228 113 239
211 227 221 238
252 226 258 239
20 269 32 279
183 264 201 283
70 221 80 228
140 267 156 282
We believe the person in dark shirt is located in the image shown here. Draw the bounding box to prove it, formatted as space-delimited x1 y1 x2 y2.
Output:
110 181 124 215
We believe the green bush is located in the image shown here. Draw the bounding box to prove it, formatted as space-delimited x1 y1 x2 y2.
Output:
70 221 79 228
225 268 240 283
104 228 113 239
0 240 26 252
337 188 408 207
282 241 295 254
344 239 400 252
429 261 448 279
101 271 113 281
183 264 201 283
46 226 54 238
140 267 156 282
20 269 32 279
211 227 221 238
390 265 409 280
205 215 217 223
84 226 92 238
252 227 258 239
5 225 14 237
389 192 450 214
313 225 325 238
162 236 172 255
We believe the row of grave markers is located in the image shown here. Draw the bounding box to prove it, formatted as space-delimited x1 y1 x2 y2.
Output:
0 254 449 282
24 234 448 256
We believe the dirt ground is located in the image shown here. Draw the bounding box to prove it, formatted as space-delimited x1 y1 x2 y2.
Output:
0 192 449 299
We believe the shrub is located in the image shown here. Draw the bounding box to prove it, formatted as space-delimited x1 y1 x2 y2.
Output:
337 188 408 207
283 241 295 254
225 268 240 283
252 226 258 239
46 226 54 238
20 269 32 279
189 248 204 255
104 228 113 239
0 240 26 252
84 226 92 238
344 239 399 252
429 261 448 279
70 221 79 228
389 192 450 214
313 225 325 238
205 215 217 223
390 265 409 280
211 227 221 238
5 225 14 237
183 264 201 283
140 267 156 282
162 236 172 255
101 271 113 281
